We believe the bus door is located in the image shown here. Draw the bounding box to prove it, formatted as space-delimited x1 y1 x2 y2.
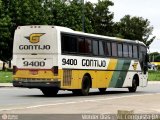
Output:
139 45 148 74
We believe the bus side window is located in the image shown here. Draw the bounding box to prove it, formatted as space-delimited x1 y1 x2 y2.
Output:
84 38 92 54
62 35 69 53
111 42 117 57
118 43 123 57
129 45 133 58
62 34 77 54
99 41 105 56
78 37 92 55
78 37 85 54
133 45 138 58
92 40 99 56
139 45 147 60
105 42 111 56
123 44 129 57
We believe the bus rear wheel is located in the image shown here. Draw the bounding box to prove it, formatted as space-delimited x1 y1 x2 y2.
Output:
40 88 59 97
128 77 137 92
72 76 91 96
98 88 106 94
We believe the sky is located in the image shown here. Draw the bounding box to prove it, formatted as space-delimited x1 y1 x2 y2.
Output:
88 0 160 53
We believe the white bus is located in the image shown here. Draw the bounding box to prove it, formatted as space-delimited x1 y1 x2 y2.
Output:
13 25 148 96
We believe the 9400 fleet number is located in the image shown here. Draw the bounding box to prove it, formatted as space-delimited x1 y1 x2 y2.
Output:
23 61 45 67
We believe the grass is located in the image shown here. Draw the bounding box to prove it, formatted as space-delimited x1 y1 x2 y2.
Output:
0 70 160 83
0 70 12 83
148 70 160 81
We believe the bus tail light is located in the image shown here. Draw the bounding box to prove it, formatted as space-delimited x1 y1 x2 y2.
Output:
13 66 18 75
51 66 58 75
29 70 38 75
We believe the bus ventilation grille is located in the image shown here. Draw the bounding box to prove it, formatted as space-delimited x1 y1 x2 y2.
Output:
63 70 72 86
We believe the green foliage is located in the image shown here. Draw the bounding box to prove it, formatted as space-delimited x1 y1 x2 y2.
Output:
148 70 160 81
0 0 12 62
92 0 114 36
9 0 50 26
0 0 156 63
84 1 94 33
157 65 160 70
0 71 12 83
154 55 160 62
0 0 51 63
114 15 155 47
149 52 160 62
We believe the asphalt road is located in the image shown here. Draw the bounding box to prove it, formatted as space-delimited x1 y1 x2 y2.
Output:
0 82 160 114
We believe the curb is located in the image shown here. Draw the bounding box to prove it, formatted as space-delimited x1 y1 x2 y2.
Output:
0 83 13 87
148 81 160 84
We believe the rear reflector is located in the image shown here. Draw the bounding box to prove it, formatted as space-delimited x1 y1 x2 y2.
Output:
52 66 58 75
29 70 38 75
13 66 18 75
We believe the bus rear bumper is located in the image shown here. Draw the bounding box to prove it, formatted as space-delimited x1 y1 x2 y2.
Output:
13 80 60 88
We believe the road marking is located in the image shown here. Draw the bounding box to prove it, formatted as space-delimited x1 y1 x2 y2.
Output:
0 93 160 112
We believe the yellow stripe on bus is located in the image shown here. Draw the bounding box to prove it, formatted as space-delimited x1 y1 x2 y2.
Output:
106 59 118 87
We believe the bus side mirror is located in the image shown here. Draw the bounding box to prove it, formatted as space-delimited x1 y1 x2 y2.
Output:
143 65 148 74
145 54 149 62
143 54 149 74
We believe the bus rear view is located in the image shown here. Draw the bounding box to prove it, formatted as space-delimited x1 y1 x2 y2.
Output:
13 25 148 96
13 26 60 96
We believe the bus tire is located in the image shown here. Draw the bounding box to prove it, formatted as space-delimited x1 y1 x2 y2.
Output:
98 88 106 94
73 76 91 96
81 76 91 96
40 88 59 97
128 77 138 92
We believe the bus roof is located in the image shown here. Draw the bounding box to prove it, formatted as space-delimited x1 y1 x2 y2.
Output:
54 26 146 46
17 25 146 46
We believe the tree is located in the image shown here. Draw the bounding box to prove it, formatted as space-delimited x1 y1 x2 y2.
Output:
48 0 93 32
114 15 155 47
154 55 160 62
9 0 50 26
0 0 52 69
92 0 114 36
149 52 160 62
0 0 12 70
63 0 83 31
0 0 12 61
84 1 94 33
0 0 157 71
